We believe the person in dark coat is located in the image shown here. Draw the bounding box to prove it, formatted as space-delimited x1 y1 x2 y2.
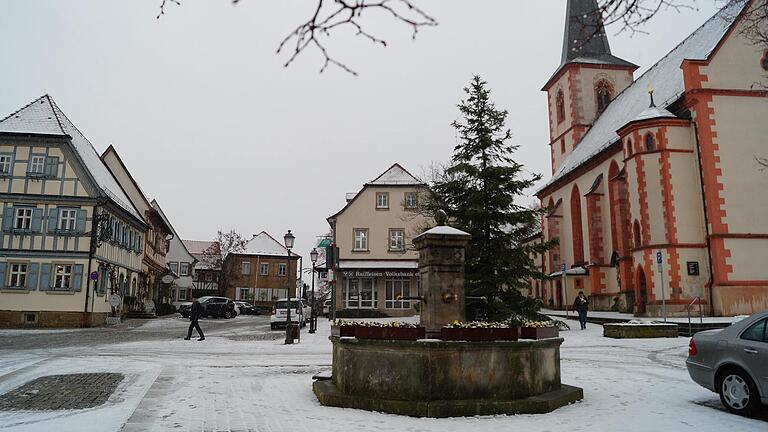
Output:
573 291 589 330
185 297 205 341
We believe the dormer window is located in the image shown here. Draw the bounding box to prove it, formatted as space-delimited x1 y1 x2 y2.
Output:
645 133 655 151
556 90 565 124
595 80 613 114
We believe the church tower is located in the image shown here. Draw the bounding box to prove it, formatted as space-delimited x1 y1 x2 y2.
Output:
543 0 638 174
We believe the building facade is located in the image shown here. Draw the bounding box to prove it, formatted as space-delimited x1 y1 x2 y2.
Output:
535 0 768 316
222 231 299 306
102 146 173 316
327 163 431 317
183 239 220 298
153 200 195 306
0 95 147 327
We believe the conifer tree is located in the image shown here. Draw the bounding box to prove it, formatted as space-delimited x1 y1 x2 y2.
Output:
430 75 554 321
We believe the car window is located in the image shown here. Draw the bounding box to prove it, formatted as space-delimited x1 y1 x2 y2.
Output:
276 301 300 309
740 318 767 342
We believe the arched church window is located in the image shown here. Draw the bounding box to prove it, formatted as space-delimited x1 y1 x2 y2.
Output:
595 80 613 114
556 90 565 124
645 133 655 151
633 220 642 247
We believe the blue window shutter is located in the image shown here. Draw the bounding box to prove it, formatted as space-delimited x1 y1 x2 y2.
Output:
39 263 52 291
45 156 59 177
27 263 39 290
0 262 6 288
1 206 12 232
31 208 43 232
72 264 84 291
76 209 86 233
47 208 59 233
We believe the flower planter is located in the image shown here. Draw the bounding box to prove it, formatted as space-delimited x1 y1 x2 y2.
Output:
520 326 559 340
354 326 426 340
441 327 519 341
331 325 356 338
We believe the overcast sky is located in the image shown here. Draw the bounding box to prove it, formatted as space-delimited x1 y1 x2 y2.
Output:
0 0 720 259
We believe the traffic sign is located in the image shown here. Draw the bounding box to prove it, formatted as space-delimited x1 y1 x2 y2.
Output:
561 262 566 272
656 251 663 271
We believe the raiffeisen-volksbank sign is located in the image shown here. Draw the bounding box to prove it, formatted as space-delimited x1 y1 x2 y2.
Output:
342 270 418 278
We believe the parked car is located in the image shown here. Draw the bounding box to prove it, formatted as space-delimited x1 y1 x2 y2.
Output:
270 298 311 330
178 302 193 318
198 296 237 319
323 299 331 317
234 301 257 315
686 310 768 416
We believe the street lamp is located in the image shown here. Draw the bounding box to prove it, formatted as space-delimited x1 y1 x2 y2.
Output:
309 247 319 334
284 230 296 345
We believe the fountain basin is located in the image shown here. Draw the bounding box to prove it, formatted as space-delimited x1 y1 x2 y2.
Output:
313 336 583 417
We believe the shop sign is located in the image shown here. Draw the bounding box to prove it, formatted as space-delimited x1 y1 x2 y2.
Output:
342 270 418 278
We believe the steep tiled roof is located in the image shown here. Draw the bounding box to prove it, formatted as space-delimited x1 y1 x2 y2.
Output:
0 95 141 220
182 240 217 255
540 0 747 192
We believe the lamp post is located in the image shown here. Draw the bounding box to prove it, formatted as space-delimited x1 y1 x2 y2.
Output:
309 247 318 333
284 230 295 345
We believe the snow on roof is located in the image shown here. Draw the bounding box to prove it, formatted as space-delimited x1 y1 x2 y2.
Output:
540 1 746 192
366 163 424 186
338 260 418 269
243 231 297 257
345 192 357 202
0 95 141 220
630 105 677 123
182 240 217 255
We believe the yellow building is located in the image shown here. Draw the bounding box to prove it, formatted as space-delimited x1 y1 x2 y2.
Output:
536 0 768 316
327 163 432 317
0 95 146 327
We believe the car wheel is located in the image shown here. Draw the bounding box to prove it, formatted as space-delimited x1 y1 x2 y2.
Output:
718 368 761 416
270 323 276 330
223 310 233 319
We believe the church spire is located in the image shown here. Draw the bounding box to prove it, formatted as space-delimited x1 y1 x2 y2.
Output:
561 0 612 64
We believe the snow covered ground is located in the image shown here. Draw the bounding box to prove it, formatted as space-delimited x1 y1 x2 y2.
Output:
0 315 765 432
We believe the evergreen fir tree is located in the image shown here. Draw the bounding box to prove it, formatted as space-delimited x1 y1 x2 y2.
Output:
430 75 554 321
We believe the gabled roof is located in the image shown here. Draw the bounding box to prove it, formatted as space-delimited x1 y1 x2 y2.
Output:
183 240 217 255
242 231 298 257
152 199 195 262
0 95 142 220
366 163 425 186
540 0 748 193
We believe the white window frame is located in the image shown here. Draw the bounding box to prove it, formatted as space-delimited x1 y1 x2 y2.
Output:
405 192 418 209
0 155 12 175
54 264 73 289
169 262 179 275
9 263 28 288
29 156 45 174
260 263 269 276
180 262 189 276
389 229 405 251
385 278 411 309
353 229 369 251
238 288 250 300
376 192 389 209
344 278 375 309
58 208 77 231
278 263 287 277
242 261 251 275
14 207 33 230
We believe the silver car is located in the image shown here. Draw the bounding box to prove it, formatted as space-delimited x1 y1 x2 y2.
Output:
686 310 768 416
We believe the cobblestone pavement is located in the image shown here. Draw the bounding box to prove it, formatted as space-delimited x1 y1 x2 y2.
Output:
0 373 124 411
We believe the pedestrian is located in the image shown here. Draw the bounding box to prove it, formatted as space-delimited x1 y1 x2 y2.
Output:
573 291 589 330
185 297 205 341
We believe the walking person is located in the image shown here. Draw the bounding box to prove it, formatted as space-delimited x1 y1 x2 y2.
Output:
185 297 205 341
573 291 589 330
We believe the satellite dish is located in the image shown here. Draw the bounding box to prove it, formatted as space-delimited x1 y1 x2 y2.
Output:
161 274 175 284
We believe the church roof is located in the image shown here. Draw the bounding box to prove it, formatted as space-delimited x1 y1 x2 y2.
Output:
0 95 142 221
540 0 748 192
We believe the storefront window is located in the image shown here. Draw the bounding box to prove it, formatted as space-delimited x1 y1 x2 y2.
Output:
344 278 375 309
385 278 411 309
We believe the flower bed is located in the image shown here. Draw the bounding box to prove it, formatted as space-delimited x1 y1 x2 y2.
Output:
332 320 425 340
441 326 519 341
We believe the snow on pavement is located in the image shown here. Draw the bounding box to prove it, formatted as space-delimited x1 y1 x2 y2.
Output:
0 317 765 431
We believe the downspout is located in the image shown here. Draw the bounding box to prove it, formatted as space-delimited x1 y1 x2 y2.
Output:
692 121 715 316
83 203 100 327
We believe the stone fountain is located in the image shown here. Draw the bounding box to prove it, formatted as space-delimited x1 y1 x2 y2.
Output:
313 220 583 417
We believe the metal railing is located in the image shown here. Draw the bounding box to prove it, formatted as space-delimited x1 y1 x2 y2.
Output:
686 297 704 336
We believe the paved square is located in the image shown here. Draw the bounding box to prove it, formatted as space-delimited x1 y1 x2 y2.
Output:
0 373 124 411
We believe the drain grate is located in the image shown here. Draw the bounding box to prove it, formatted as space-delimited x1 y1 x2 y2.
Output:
0 373 124 411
